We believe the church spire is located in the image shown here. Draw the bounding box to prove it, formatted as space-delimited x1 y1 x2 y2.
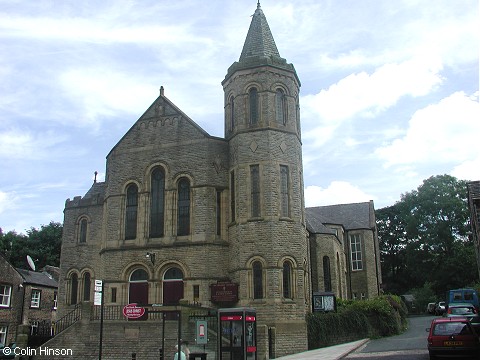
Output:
239 2 280 61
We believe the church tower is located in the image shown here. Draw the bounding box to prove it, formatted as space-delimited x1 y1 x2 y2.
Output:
223 3 309 357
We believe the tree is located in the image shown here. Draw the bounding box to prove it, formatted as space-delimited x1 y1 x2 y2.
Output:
0 222 62 269
377 175 478 297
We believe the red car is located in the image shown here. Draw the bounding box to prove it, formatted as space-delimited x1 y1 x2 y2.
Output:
426 317 480 359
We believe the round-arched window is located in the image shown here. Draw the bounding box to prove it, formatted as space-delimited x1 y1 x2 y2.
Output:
130 268 148 282
164 267 183 280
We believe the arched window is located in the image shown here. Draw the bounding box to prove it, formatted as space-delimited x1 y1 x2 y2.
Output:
249 87 258 125
323 256 332 292
83 272 91 301
275 88 286 124
130 268 149 282
177 178 190 236
253 261 263 299
150 168 165 238
125 184 138 240
79 218 87 243
70 273 78 305
230 95 235 131
283 261 293 299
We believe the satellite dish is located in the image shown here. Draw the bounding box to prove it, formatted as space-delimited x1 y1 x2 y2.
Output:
26 255 36 271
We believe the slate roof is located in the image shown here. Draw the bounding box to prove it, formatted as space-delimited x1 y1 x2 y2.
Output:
306 201 375 234
16 268 58 288
239 3 280 61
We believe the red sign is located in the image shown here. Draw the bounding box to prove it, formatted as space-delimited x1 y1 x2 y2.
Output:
123 303 145 319
220 315 243 321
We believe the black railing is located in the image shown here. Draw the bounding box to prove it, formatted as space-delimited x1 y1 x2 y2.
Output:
53 303 81 335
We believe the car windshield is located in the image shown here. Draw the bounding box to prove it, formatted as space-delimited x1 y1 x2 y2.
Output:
433 322 472 336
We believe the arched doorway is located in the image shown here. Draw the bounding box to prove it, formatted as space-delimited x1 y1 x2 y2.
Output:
162 267 184 305
129 268 149 320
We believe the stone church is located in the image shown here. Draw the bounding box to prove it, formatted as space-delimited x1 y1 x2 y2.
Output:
57 3 381 359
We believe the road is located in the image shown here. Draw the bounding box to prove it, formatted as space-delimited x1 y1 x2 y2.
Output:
345 315 433 360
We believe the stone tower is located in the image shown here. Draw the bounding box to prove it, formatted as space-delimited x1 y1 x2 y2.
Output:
222 3 309 356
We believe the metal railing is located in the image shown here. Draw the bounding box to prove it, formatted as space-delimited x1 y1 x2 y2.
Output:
52 303 82 335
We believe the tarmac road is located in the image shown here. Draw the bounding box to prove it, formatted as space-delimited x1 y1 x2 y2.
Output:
345 315 434 359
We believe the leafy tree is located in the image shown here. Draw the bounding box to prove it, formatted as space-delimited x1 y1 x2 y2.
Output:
377 175 478 297
0 222 62 269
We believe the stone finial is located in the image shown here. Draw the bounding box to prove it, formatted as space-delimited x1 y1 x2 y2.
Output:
160 86 164 96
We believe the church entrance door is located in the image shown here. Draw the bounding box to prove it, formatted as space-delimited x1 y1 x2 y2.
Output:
163 267 184 305
129 268 149 320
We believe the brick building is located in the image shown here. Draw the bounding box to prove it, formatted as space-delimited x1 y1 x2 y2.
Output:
467 181 480 279
0 253 58 348
56 3 381 359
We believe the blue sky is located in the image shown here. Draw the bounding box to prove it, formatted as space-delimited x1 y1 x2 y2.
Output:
0 0 478 234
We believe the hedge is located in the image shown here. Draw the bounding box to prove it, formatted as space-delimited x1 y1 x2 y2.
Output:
307 295 408 349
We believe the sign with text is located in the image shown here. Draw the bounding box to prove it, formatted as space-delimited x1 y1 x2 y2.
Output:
123 303 146 319
94 279 103 306
210 282 239 303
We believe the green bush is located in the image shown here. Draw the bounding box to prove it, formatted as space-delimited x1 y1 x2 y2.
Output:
307 295 408 349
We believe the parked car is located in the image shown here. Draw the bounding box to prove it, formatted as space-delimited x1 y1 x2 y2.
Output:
445 303 478 319
426 317 480 359
427 302 436 314
469 315 480 336
0 343 16 359
435 301 446 315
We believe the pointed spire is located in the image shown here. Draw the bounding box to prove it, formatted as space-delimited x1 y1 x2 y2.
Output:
239 2 280 61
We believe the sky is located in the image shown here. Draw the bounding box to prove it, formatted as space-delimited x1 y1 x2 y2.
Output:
0 0 478 234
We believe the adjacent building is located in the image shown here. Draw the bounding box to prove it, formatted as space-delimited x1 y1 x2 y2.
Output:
467 181 480 279
0 253 58 348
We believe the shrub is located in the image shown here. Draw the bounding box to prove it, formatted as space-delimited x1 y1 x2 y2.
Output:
307 295 408 349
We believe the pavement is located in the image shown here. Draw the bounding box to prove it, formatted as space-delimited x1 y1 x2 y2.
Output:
275 339 369 360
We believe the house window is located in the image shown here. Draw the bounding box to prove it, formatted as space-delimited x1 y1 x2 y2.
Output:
53 291 58 310
253 261 263 299
0 284 12 307
249 87 258 125
31 289 41 308
230 171 236 222
323 256 332 292
230 95 235 131
79 218 87 243
350 234 363 271
83 272 91 302
275 88 286 124
283 261 293 299
111 287 117 303
125 183 138 240
280 166 289 217
70 274 78 305
0 326 7 345
216 190 222 235
193 285 200 303
177 178 190 236
150 167 165 238
250 165 260 217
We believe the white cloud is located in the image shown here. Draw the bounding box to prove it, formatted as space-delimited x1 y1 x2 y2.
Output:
304 57 443 123
59 68 157 127
0 129 68 160
305 181 375 207
375 91 480 168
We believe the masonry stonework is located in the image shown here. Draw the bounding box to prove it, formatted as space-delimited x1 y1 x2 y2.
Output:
56 4 382 359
